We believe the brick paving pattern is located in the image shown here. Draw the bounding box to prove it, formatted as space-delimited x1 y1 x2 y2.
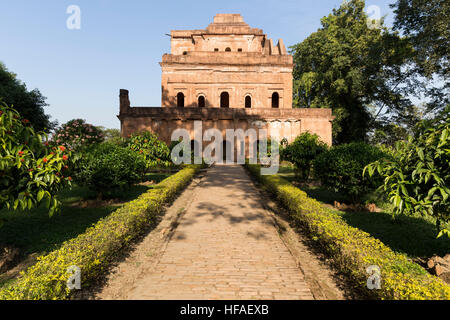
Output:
128 165 314 299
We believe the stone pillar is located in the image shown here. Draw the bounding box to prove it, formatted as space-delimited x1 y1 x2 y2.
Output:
120 89 130 114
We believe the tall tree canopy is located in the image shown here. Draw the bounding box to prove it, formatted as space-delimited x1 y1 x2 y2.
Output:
290 0 414 144
392 0 449 114
0 62 56 132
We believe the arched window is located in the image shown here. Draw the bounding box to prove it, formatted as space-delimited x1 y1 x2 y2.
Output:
245 96 252 108
272 92 279 108
198 95 205 108
177 92 184 107
225 47 231 52
220 92 229 108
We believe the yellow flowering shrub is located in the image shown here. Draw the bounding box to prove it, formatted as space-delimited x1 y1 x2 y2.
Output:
245 164 450 300
0 165 201 300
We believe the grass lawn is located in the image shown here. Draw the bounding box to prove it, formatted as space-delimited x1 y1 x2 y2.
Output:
277 165 450 259
0 172 171 265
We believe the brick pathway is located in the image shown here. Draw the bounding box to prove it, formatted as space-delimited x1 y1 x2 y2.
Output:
127 165 314 300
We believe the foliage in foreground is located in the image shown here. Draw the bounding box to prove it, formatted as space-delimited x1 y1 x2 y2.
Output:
313 142 386 202
246 163 450 300
365 109 450 238
0 166 200 299
74 143 147 198
281 132 328 181
0 103 73 218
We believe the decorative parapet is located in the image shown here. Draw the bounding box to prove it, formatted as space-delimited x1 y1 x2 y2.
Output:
118 105 334 122
161 52 293 66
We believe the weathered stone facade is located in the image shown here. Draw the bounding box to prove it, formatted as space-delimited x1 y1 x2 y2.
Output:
118 14 334 153
161 13 293 110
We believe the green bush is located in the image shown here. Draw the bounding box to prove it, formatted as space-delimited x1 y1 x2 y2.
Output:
0 103 73 217
75 143 146 198
313 142 386 202
245 163 450 300
127 131 172 168
365 108 450 238
281 132 328 180
0 165 201 300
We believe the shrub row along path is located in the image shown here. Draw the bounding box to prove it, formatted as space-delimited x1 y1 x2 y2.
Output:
95 165 345 300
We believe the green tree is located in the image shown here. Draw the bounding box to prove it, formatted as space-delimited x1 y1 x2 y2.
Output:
0 62 56 132
290 0 414 143
369 104 428 146
392 0 449 114
370 123 409 147
365 107 450 238
98 127 124 145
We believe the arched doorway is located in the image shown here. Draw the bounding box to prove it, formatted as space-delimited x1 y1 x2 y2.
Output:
177 92 184 107
271 92 279 108
222 140 232 162
248 139 259 161
245 96 252 108
220 92 229 108
190 139 200 161
198 95 205 108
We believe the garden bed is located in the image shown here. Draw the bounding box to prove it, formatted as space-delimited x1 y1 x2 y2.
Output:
245 163 450 300
0 166 200 299
0 172 172 285
277 165 450 260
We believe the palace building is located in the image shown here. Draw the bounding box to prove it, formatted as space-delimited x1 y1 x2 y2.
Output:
118 14 334 157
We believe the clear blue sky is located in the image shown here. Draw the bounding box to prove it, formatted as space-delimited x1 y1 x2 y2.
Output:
0 0 396 129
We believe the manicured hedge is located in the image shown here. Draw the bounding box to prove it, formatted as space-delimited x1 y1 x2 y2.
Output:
0 165 201 300
245 164 450 300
